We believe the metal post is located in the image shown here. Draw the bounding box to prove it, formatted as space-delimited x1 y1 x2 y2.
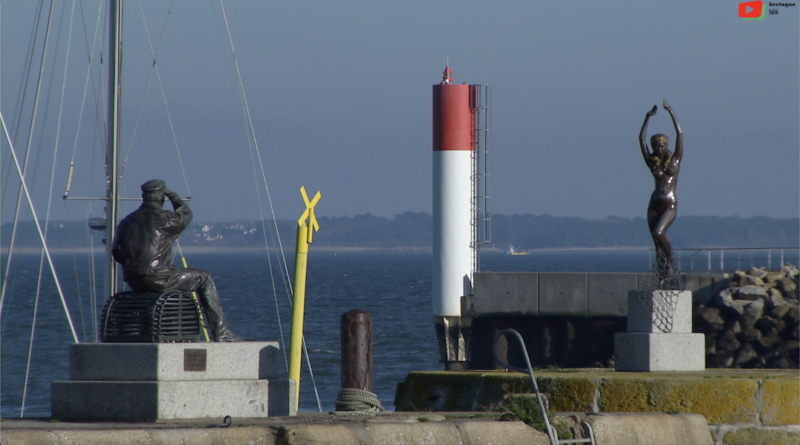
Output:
780 250 784 268
341 309 373 391
707 251 711 271
104 0 123 299
720 250 724 270
768 250 772 269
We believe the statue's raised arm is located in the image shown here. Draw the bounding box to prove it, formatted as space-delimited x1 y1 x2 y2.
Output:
639 105 658 165
663 98 683 164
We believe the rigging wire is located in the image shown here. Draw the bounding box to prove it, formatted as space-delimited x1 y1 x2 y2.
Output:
22 0 80 416
0 112 79 343
219 0 322 412
1 0 45 207
122 0 192 199
206 0 290 370
0 0 57 324
66 0 105 180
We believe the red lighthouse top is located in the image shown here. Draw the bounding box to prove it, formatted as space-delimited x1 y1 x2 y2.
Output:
441 66 452 84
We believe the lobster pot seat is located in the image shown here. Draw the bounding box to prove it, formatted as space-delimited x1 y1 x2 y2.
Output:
101 290 202 343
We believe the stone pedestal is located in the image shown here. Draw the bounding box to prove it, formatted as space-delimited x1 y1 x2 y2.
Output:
615 290 705 371
52 342 296 420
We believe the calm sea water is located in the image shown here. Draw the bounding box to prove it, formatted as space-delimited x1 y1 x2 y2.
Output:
0 248 790 417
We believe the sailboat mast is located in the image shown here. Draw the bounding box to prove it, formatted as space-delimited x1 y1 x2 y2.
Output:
104 0 122 298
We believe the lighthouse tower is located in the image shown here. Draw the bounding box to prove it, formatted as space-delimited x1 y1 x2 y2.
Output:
432 66 472 319
432 66 487 370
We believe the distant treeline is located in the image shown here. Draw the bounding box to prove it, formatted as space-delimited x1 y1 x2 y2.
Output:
2 212 797 250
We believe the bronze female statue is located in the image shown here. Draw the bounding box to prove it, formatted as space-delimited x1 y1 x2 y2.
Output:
639 99 683 283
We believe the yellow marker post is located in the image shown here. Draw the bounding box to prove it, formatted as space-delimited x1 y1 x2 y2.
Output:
289 186 320 411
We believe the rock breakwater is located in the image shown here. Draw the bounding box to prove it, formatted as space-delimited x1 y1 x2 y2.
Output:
694 264 799 369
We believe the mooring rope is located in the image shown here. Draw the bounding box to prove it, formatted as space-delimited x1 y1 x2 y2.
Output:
335 388 385 414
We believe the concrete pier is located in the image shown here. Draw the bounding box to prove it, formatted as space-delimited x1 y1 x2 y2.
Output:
0 411 720 445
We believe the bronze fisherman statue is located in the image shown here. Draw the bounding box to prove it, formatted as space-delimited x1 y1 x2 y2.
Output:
639 99 683 284
111 179 242 342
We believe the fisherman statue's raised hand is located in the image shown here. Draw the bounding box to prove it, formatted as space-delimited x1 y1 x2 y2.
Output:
111 179 242 342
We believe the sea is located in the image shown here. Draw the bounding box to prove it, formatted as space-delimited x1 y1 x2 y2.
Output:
0 248 792 417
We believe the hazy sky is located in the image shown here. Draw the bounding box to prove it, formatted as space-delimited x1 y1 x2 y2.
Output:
1 0 798 223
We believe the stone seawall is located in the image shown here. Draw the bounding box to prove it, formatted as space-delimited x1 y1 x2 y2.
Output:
394 369 800 444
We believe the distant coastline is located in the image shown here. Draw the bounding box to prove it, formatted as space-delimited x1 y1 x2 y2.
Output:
2 213 797 252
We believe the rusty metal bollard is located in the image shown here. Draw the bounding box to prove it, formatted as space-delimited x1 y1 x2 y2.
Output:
340 308 373 391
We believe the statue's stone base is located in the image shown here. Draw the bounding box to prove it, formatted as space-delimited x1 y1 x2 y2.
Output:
615 290 705 371
52 342 296 420
614 332 705 371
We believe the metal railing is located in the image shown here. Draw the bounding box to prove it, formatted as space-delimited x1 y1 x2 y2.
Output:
651 247 800 271
493 329 596 445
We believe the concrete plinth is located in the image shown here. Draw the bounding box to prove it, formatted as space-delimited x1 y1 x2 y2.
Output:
68 342 281 381
614 332 705 371
51 342 295 420
51 379 296 420
616 290 705 371
627 290 693 333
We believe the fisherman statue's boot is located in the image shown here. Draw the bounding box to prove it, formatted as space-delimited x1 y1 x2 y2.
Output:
201 285 243 342
208 311 243 342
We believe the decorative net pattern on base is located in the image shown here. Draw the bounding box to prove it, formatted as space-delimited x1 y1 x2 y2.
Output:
639 250 685 333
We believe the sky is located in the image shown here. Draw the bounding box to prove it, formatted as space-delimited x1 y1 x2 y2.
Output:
1 0 798 223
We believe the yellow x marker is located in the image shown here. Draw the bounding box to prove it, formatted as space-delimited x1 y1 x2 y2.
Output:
298 186 321 243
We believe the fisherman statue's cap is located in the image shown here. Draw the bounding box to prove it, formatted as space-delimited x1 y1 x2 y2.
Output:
141 179 166 192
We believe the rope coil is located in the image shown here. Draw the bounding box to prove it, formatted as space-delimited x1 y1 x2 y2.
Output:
335 388 384 413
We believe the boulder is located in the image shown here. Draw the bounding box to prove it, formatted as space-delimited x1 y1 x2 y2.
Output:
739 275 764 286
765 271 787 283
717 329 740 352
715 290 749 315
749 267 768 278
777 340 799 353
737 285 768 300
768 304 791 320
784 306 800 325
704 335 716 355
766 288 785 306
755 316 786 334
756 335 781 350
779 277 798 293
740 299 765 330
697 307 724 327
766 355 791 369
760 327 780 339
741 328 761 342
762 280 778 290
709 351 735 368
734 342 758 365
783 263 799 279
